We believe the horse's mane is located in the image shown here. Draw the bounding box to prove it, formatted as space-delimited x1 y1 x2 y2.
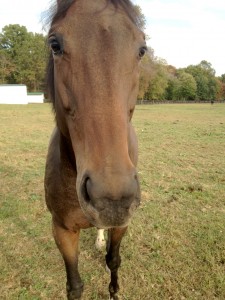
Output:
46 0 141 109
47 0 141 28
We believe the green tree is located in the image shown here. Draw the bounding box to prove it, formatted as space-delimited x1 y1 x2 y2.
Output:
0 50 15 83
138 47 155 99
0 24 28 57
217 74 225 100
0 24 46 91
0 24 28 83
199 60 215 76
14 33 47 90
164 66 177 100
220 74 225 83
173 71 197 100
185 61 219 100
165 76 177 100
144 60 168 100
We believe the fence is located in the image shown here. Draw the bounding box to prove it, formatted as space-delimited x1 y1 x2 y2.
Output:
136 100 225 105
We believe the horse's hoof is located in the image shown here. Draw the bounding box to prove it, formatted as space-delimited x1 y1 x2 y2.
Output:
68 294 81 300
110 295 119 300
68 296 81 300
67 290 82 300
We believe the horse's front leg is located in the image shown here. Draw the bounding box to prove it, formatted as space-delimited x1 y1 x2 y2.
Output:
52 220 83 300
106 227 128 300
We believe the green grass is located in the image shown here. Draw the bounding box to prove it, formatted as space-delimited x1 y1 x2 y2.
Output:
1 103 225 299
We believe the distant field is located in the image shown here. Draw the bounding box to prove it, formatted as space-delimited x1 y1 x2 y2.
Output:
0 103 225 300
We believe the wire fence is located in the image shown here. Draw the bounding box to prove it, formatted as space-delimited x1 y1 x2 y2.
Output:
136 99 225 105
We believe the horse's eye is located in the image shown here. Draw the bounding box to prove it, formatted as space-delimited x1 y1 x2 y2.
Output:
49 36 63 56
139 46 147 59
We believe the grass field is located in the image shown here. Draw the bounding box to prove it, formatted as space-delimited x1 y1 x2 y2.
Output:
0 103 225 300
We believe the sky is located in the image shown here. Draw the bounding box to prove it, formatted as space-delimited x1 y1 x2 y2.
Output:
0 0 225 76
133 0 225 76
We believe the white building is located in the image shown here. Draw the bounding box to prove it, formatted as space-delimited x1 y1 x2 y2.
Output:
0 85 44 104
0 84 28 104
27 92 44 103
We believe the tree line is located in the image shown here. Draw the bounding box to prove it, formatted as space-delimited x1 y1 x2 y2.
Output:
138 49 225 101
0 24 225 100
0 24 46 92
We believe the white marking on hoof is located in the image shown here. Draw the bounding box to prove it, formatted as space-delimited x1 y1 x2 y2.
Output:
106 264 110 273
95 229 106 250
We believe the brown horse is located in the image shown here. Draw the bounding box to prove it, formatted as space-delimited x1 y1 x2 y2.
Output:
44 0 146 299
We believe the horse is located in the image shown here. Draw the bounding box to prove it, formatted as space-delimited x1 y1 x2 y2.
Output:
44 0 146 299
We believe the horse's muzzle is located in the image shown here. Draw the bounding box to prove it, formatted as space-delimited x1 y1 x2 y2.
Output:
79 171 140 228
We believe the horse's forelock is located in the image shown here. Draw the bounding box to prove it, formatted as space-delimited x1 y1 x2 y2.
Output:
47 0 140 32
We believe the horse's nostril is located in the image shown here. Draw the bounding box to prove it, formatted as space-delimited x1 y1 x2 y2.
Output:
81 171 140 214
82 176 91 203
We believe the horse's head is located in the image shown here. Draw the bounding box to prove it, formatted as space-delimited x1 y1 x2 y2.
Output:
47 0 146 228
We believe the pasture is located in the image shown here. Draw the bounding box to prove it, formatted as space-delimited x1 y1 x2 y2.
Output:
0 103 225 299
